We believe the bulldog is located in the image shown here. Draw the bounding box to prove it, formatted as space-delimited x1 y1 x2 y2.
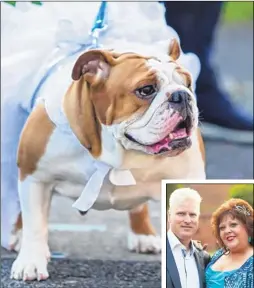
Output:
10 39 205 281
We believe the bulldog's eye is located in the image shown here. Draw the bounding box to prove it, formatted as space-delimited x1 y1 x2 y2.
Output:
135 85 157 99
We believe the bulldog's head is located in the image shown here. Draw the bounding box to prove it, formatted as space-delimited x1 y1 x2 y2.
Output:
64 39 199 160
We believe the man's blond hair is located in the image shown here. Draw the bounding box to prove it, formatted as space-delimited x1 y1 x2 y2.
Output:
168 187 202 214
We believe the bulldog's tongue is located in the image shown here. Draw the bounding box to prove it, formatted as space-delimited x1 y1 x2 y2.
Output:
169 128 188 140
148 128 187 153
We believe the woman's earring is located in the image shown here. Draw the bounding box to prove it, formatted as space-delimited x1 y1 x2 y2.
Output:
248 237 252 243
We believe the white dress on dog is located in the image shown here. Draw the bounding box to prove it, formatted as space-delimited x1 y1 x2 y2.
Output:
1 1 201 249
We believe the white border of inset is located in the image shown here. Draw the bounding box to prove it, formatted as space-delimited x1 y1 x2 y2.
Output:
161 179 254 288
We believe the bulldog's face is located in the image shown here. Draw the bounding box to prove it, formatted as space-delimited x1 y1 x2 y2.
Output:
66 39 199 158
112 56 198 157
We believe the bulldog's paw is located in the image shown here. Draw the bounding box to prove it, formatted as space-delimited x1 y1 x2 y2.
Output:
10 243 50 281
8 229 22 252
127 231 161 254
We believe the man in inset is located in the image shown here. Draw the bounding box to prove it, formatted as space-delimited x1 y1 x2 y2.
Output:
166 187 210 288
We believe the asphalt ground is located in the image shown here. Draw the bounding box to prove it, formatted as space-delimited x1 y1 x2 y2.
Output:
1 259 161 288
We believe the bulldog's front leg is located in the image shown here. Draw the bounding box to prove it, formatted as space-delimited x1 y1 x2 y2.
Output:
128 203 161 254
11 177 53 281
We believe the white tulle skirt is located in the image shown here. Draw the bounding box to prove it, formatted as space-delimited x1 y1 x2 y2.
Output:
1 1 201 249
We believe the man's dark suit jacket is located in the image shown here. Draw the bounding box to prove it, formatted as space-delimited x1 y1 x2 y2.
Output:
166 237 211 288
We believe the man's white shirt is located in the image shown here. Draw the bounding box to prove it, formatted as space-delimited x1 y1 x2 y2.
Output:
167 230 200 288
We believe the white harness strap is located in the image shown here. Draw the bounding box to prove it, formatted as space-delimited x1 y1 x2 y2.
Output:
109 169 136 186
72 164 137 212
72 162 111 212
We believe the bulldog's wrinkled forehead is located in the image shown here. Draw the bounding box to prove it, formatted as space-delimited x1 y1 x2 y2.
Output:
147 58 178 83
106 41 172 63
106 42 189 87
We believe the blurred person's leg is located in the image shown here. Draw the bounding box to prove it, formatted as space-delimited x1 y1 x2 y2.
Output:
164 1 253 133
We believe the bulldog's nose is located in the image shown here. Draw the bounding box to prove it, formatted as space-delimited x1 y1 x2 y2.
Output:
169 90 191 104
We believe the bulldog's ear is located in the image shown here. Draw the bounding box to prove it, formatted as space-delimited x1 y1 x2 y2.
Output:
63 78 103 158
64 50 119 157
168 38 181 61
72 50 115 85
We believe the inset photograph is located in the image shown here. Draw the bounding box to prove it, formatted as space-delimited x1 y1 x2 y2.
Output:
163 181 253 288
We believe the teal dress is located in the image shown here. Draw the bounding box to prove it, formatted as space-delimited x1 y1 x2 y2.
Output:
206 249 253 288
206 265 236 287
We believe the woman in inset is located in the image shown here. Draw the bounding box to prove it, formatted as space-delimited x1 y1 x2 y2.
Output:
206 198 253 288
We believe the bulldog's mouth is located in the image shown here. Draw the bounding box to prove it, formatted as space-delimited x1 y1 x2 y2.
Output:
125 115 193 155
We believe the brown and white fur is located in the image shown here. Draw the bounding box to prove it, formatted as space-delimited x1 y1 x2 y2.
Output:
10 39 205 281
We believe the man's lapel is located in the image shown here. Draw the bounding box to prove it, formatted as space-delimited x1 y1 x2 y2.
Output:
194 250 205 288
166 238 182 288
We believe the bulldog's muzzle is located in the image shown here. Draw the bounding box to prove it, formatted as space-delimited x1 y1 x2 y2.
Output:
169 90 191 104
168 90 192 119
122 90 196 157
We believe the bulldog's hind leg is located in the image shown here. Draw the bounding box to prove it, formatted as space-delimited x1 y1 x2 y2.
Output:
127 203 161 254
11 177 53 281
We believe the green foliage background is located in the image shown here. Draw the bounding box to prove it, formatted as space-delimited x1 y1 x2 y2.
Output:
166 184 254 212
229 184 254 207
3 1 42 6
223 2 253 22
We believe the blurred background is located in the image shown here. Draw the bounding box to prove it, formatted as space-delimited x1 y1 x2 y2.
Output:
213 1 252 100
166 183 254 253
162 0 253 179
203 1 253 179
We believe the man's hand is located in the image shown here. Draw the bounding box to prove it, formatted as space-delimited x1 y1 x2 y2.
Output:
193 240 208 251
